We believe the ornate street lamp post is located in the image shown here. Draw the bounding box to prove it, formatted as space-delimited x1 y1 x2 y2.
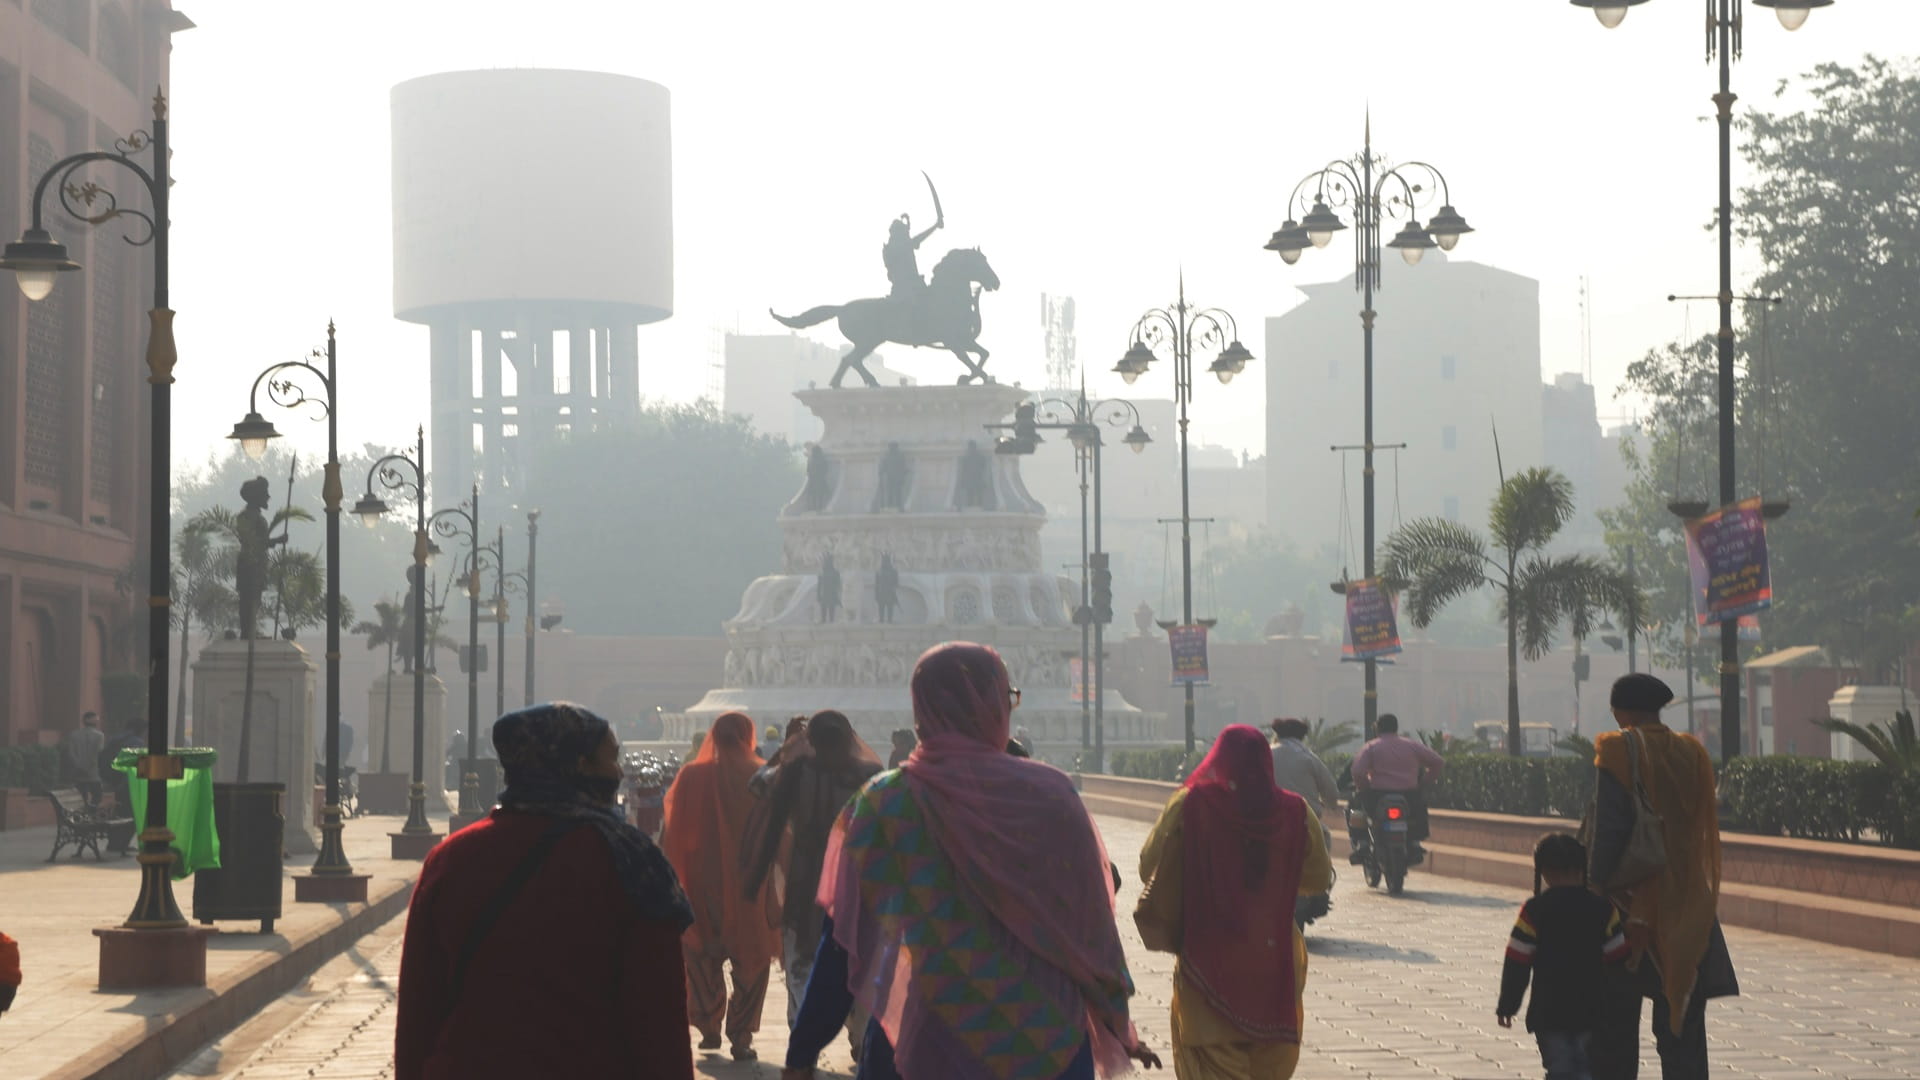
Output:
424 495 484 833
1116 280 1253 754
992 392 1151 773
1567 0 1833 760
1 91 208 984
226 325 370 902
351 429 444 858
1264 120 1474 746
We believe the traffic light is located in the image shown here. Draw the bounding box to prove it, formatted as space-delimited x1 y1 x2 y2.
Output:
1090 552 1113 624
1573 653 1591 682
459 644 489 674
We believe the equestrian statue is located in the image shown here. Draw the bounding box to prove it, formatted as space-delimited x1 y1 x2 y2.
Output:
771 172 1000 388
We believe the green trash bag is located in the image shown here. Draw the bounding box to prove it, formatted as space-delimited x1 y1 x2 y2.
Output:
112 747 221 879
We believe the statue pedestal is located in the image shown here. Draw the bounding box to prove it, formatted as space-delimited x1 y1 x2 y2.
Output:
364 670 449 805
190 639 318 853
687 385 1148 766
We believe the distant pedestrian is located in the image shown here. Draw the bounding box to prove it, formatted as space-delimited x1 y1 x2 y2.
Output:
742 710 881 1039
785 642 1162 1080
1141 724 1331 1080
395 702 694 1080
63 712 106 806
98 719 143 832
664 712 780 1062
0 931 19 1014
886 728 915 768
1589 674 1738 1080
758 725 783 761
1497 833 1631 1079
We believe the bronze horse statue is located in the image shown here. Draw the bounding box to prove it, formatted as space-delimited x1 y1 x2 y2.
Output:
771 247 1001 388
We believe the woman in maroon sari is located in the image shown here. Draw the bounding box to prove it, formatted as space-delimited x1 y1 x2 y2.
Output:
1139 724 1332 1079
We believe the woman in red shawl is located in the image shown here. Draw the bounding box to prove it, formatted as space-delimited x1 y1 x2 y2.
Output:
663 711 781 1061
1139 724 1333 1080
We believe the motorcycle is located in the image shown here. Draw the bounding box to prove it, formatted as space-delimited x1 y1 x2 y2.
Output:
1346 793 1413 896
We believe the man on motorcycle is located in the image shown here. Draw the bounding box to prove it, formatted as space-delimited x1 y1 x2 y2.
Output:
1348 713 1444 863
1270 717 1341 821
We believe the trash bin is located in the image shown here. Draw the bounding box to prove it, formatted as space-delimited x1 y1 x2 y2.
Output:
192 782 286 933
112 747 220 879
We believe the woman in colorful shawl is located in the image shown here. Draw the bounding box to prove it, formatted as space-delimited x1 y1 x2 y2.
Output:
791 641 1163 1080
1588 673 1738 1080
663 711 781 1061
1140 724 1332 1080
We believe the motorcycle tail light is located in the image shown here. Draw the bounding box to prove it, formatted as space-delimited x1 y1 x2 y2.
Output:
1386 806 1404 821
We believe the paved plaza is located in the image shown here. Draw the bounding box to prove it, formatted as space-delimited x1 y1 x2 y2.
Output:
154 812 1920 1080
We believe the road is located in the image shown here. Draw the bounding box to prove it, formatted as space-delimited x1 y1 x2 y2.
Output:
169 812 1920 1079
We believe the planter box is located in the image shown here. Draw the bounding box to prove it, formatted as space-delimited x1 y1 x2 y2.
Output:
0 787 55 831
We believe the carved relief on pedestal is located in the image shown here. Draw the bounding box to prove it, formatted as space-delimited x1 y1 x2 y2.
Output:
782 524 1041 575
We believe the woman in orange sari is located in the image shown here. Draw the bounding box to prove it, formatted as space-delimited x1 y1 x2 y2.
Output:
1589 673 1738 1080
663 711 780 1061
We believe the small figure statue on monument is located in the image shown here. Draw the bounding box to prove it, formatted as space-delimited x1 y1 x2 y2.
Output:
234 476 286 640
799 445 833 513
817 553 843 624
874 442 911 512
954 440 996 511
875 554 900 624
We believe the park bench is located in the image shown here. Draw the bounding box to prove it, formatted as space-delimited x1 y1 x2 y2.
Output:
44 787 132 862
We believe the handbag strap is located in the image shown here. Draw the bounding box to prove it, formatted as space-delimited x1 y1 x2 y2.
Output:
1624 729 1657 809
448 817 581 1005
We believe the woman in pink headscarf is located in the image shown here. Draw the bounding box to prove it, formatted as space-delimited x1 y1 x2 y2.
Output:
791 642 1162 1080
1138 724 1332 1080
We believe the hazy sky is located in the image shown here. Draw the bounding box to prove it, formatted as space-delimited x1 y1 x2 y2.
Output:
159 0 1911 476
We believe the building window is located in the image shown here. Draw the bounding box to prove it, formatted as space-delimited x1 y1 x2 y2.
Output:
1441 355 1456 380
1443 496 1460 521
1442 425 1457 451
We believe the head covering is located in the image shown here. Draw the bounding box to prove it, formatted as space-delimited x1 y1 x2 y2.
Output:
662 712 778 961
1178 724 1310 1042
819 642 1139 1079
1595 720 1720 1031
1271 717 1311 741
491 702 691 930
1611 673 1675 713
741 710 883 941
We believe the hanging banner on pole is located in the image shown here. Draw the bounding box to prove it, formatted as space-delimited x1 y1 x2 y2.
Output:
1069 657 1087 703
1685 497 1772 626
1342 578 1403 662
1169 625 1209 684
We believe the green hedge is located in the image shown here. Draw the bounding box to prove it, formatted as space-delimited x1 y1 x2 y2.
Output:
1719 756 1920 848
0 746 61 791
1108 748 1206 782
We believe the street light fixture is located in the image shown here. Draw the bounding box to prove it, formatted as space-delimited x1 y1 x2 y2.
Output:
425 494 485 834
988 391 1150 772
224 326 369 902
358 429 444 858
1122 279 1250 753
1570 0 1840 761
1 91 202 984
1265 119 1473 745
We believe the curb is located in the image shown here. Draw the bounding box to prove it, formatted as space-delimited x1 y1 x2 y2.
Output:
45 876 416 1080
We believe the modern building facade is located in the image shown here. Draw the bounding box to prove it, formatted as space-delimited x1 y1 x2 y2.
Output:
0 0 189 745
1265 252 1545 554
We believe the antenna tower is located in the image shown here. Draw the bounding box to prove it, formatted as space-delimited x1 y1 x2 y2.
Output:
1041 294 1077 392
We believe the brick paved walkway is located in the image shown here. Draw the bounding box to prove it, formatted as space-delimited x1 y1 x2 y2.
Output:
170 813 1920 1079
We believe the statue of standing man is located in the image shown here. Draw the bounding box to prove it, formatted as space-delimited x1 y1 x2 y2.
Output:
817 553 842 624
234 476 285 640
875 554 900 624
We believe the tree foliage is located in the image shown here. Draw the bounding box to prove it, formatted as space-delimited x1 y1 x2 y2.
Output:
1606 58 1920 680
528 401 801 636
1384 467 1641 755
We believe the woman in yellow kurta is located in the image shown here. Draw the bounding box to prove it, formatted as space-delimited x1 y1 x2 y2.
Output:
1141 725 1333 1080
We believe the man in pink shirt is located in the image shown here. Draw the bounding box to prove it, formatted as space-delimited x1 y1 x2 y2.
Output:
1349 713 1445 861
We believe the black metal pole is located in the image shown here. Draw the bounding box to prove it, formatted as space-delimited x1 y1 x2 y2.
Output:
525 512 539 706
1360 139 1381 746
457 488 481 818
402 427 433 835
1177 292 1196 755
1077 431 1091 754
1091 430 1107 774
1713 0 1742 761
495 528 507 724
130 94 183 929
313 326 352 875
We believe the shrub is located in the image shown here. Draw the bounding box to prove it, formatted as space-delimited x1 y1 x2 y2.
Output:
1109 748 1204 782
0 746 61 791
1718 756 1902 844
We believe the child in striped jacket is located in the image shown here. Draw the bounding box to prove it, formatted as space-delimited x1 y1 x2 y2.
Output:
1497 833 1630 1080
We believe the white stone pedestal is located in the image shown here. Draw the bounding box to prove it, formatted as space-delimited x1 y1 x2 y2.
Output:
365 670 449 794
1825 684 1906 762
190 638 318 853
686 385 1146 767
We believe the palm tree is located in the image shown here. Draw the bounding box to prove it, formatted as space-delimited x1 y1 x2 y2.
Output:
176 510 239 746
1381 467 1641 756
1305 717 1362 757
1816 710 1919 773
353 599 407 774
